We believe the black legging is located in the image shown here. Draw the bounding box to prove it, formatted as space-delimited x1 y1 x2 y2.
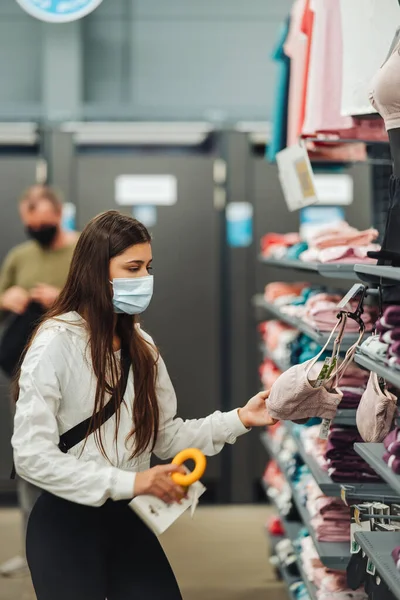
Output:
26 492 182 600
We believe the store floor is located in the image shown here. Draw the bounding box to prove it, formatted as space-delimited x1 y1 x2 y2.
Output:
0 505 286 600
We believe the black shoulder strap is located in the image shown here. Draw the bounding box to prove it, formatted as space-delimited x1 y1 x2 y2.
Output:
11 346 131 479
58 346 131 454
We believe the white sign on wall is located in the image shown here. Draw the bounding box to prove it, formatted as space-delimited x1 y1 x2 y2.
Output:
313 173 353 206
115 175 178 207
15 0 104 23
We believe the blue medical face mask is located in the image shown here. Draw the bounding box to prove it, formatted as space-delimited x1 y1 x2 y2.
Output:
111 275 154 315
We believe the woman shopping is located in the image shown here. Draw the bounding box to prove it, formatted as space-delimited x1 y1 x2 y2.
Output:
12 210 275 600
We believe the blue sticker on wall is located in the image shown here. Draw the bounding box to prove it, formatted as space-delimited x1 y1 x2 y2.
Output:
226 202 253 248
15 0 104 23
132 206 157 229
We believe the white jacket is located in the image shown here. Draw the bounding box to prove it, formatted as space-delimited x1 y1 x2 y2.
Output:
12 312 248 506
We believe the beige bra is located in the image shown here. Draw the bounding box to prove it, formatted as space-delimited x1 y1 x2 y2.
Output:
369 46 400 131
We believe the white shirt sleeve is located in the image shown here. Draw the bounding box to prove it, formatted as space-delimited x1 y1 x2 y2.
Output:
153 354 249 460
12 333 135 507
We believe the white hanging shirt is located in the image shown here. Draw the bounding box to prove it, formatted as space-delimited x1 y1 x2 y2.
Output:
12 312 248 507
340 0 399 117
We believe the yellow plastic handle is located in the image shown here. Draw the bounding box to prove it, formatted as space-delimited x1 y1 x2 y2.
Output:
171 448 207 487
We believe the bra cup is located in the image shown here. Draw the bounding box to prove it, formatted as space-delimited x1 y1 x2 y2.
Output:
356 372 397 443
268 360 342 422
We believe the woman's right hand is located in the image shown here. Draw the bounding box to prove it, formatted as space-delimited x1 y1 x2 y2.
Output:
134 464 187 504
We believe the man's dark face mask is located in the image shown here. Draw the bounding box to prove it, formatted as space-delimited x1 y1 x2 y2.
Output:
26 224 58 248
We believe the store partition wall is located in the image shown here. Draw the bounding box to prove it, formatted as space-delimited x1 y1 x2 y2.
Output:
47 123 229 502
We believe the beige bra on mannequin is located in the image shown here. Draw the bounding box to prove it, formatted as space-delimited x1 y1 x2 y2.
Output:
369 43 400 130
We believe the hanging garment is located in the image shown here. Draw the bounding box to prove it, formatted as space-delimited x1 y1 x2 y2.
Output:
266 17 291 161
285 0 308 146
302 0 353 136
370 45 400 131
298 0 315 134
356 372 397 442
340 0 399 117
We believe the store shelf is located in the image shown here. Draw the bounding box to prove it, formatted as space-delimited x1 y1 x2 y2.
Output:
354 443 400 499
297 559 317 600
260 432 350 570
317 263 356 279
354 532 400 600
355 351 400 390
259 256 319 272
354 264 400 285
259 256 357 280
261 478 303 542
276 560 302 600
253 295 361 351
285 423 399 501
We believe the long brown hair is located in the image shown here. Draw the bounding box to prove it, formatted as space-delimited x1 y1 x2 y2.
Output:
16 210 159 459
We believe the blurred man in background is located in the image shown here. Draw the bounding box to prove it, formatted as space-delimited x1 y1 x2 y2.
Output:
0 184 79 577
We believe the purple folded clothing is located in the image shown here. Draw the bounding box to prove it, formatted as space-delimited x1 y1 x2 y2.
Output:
384 428 400 455
389 341 400 358
339 390 363 407
376 320 392 334
339 399 362 409
383 451 400 474
392 546 400 564
382 306 400 328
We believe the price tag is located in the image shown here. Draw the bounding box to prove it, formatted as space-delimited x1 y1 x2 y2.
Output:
366 559 376 576
276 143 318 212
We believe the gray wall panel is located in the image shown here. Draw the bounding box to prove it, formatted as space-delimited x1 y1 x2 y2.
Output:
0 19 41 105
0 0 293 121
129 20 280 119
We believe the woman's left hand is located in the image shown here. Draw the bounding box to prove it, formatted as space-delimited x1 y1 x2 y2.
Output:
238 390 278 428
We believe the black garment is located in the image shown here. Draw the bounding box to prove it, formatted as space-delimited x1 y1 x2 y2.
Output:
27 492 182 600
0 301 44 377
379 176 400 261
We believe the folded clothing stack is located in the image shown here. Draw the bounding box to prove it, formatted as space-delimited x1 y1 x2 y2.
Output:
298 293 376 333
264 281 311 305
259 320 299 368
383 428 400 474
327 427 382 483
301 425 382 483
259 223 380 266
299 223 379 265
338 363 369 409
375 306 400 370
300 536 367 600
260 232 301 259
392 545 400 569
306 479 350 543
338 387 365 409
290 334 327 365
259 359 282 388
276 289 376 333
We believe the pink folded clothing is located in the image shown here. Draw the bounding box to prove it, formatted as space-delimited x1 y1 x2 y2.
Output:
379 306 400 329
304 301 374 333
300 245 380 264
310 516 350 542
264 281 308 303
339 364 369 388
310 226 379 250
